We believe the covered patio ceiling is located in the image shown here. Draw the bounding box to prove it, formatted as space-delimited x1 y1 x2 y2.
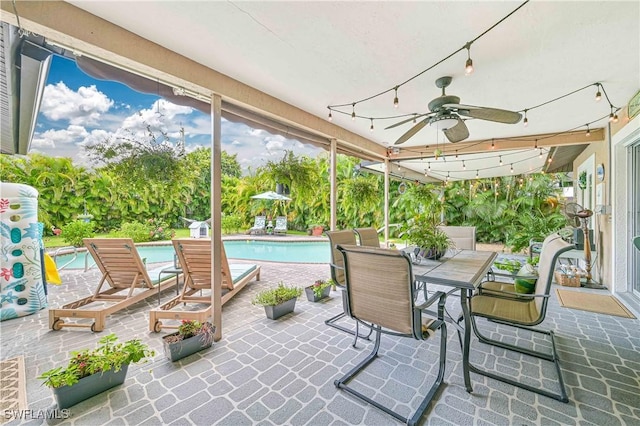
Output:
1 1 638 181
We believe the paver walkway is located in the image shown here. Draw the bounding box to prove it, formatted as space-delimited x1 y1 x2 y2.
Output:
1 259 639 425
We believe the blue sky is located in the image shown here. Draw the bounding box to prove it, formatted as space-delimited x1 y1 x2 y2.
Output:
31 55 323 173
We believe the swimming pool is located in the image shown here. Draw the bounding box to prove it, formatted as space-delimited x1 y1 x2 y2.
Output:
53 240 331 269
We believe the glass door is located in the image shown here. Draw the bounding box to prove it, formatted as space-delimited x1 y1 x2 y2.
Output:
630 143 640 295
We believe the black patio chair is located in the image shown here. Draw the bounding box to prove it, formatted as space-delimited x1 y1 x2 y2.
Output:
461 233 574 402
334 244 447 426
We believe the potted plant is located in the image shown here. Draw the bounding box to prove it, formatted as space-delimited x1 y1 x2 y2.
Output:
305 279 332 302
162 320 215 362
37 334 154 409
400 214 454 260
251 282 303 320
308 225 324 236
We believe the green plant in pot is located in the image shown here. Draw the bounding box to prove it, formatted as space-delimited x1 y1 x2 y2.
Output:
252 282 302 320
38 334 154 409
305 279 332 302
162 320 215 362
400 214 454 260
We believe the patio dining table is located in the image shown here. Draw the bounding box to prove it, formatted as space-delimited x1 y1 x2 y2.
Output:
412 249 497 394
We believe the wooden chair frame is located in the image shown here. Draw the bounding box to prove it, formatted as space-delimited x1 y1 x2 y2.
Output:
149 238 260 332
49 238 177 332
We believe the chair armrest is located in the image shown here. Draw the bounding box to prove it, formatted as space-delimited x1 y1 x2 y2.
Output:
415 291 446 310
479 290 549 300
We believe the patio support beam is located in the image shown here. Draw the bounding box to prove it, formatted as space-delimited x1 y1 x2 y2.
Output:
211 93 222 342
330 139 337 231
391 129 605 161
384 158 390 247
0 1 387 161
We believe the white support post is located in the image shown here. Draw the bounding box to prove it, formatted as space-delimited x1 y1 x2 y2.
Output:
211 93 222 341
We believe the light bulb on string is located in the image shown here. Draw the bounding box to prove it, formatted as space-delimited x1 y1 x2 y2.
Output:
464 43 474 75
595 84 602 102
510 164 514 173
427 162 431 172
539 148 543 159
476 170 479 179
393 87 399 108
491 140 495 149
613 111 619 123
609 107 615 122
499 156 503 166
328 109 332 121
370 118 374 132
351 103 356 121
462 160 466 170
523 109 529 127
548 156 552 163
586 124 590 137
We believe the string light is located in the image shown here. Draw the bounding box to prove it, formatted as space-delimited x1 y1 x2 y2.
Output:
499 155 503 166
548 156 552 163
586 124 590 136
464 42 474 75
393 87 399 108
446 172 450 182
351 103 356 121
455 150 459 159
523 109 529 127
328 109 332 121
476 170 479 179
462 160 466 170
595 84 602 102
428 162 431 172
539 148 543 159
534 139 538 149
510 164 514 173
327 2 528 115
491 140 495 149
370 118 374 132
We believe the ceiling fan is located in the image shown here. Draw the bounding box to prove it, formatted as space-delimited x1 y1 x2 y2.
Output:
387 76 522 144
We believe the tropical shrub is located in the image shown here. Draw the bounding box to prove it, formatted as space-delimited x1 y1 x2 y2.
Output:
147 218 175 240
61 220 95 247
221 214 243 234
116 221 152 242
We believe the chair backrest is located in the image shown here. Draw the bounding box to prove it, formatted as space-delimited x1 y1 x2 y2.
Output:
172 238 234 290
275 216 287 229
84 238 153 289
253 216 266 228
437 226 476 250
338 244 417 335
534 233 575 313
354 227 380 247
325 230 357 286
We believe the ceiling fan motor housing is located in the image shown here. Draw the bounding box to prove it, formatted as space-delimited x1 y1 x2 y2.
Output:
428 95 460 112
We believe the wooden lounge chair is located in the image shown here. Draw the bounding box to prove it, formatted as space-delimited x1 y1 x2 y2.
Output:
149 238 261 332
49 238 178 332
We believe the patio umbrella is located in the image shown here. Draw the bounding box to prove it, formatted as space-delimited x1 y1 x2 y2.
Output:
251 191 291 219
250 191 291 201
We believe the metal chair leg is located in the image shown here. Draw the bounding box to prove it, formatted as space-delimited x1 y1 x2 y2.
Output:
458 316 569 402
335 322 447 426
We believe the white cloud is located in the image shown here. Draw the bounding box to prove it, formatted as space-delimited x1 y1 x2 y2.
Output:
31 125 89 149
40 82 113 125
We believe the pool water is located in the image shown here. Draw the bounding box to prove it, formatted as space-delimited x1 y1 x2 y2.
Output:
53 240 331 269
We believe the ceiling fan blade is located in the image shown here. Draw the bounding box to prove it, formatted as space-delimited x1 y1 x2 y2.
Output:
445 103 522 124
385 113 430 130
394 119 428 145
443 118 469 143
